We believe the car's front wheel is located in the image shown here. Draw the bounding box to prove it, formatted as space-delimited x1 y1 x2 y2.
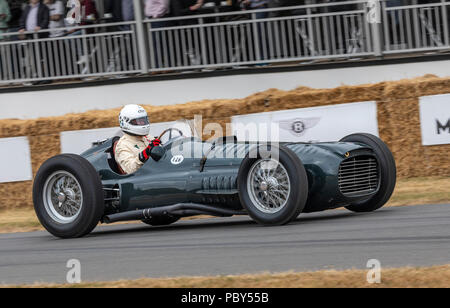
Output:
340 133 396 213
238 145 309 225
33 154 104 238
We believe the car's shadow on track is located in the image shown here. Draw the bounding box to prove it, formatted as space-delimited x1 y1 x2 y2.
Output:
292 207 395 224
90 218 257 238
87 208 394 239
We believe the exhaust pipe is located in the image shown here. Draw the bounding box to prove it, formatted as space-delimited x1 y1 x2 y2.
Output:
103 203 246 224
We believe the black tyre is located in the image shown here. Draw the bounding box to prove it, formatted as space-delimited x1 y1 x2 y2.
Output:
33 154 104 238
238 145 308 225
142 216 180 226
340 133 396 213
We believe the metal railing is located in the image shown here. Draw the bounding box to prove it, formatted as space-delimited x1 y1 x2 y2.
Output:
145 2 374 71
0 21 141 83
382 1 450 53
0 0 449 85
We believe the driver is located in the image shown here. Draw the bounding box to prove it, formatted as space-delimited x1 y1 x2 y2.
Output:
115 104 161 174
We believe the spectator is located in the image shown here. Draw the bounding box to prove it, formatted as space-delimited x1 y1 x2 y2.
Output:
17 0 50 85
105 0 127 22
268 0 304 18
0 0 11 40
44 0 64 37
171 0 205 18
145 0 170 20
104 0 134 30
146 0 171 68
8 6 22 31
66 0 98 35
327 0 358 12
238 0 268 18
18 0 50 38
386 0 403 6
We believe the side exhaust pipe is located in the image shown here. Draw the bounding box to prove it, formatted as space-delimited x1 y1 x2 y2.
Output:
103 203 246 224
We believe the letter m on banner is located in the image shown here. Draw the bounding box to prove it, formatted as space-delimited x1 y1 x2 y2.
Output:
436 119 450 134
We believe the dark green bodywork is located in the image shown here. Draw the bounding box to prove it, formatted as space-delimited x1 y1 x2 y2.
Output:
81 137 376 215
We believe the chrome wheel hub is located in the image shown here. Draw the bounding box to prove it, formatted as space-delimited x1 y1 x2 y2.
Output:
260 181 268 191
247 159 291 214
43 171 83 224
57 192 66 203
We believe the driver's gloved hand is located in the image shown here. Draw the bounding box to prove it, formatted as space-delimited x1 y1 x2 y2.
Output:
151 138 161 147
139 141 160 163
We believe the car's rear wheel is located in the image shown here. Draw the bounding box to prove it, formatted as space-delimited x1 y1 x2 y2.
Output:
141 216 180 226
340 133 396 213
238 145 308 225
33 154 104 238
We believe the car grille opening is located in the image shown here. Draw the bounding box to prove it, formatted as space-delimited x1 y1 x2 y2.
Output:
338 155 380 197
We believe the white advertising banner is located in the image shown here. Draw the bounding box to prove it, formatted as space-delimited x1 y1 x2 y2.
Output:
231 101 379 142
419 94 450 146
61 127 123 155
0 137 33 183
60 121 194 155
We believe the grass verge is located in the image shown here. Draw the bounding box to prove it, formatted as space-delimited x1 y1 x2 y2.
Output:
0 208 42 233
0 176 449 234
3 265 450 288
385 176 450 207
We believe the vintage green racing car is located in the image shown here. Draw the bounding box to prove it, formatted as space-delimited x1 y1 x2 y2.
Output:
32 125 396 238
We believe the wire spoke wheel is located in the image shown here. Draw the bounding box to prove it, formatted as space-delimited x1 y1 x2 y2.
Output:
43 171 83 224
34 154 104 238
247 159 291 214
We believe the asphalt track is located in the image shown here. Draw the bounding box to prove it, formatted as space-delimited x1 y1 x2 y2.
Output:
0 203 449 285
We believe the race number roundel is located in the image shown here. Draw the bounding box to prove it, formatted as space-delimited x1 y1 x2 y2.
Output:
171 155 184 165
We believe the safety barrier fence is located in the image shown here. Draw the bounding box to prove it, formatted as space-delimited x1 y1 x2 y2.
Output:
0 0 449 84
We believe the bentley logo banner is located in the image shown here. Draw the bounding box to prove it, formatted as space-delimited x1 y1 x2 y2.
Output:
278 118 321 137
231 101 379 142
419 94 450 146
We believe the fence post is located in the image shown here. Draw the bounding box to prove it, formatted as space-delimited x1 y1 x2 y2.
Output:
33 32 43 79
442 0 449 46
133 0 149 73
371 23 383 56
369 0 383 56
251 13 261 61
81 28 90 74
199 18 208 66
306 6 316 56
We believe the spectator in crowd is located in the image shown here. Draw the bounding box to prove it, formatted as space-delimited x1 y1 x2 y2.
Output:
75 0 98 26
238 0 268 18
18 0 50 38
386 0 403 6
268 0 304 17
145 0 171 20
325 0 357 12
0 0 11 40
104 0 134 30
171 0 205 19
66 0 98 35
145 0 171 68
8 6 23 31
44 0 64 37
17 0 50 85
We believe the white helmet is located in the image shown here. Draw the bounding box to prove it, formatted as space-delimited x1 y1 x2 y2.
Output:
119 104 150 136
